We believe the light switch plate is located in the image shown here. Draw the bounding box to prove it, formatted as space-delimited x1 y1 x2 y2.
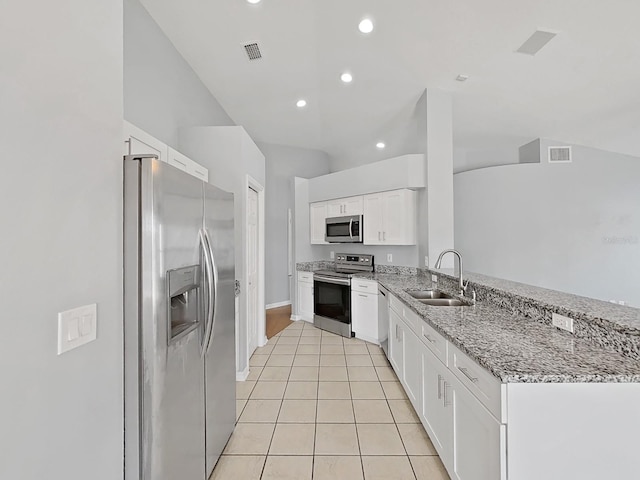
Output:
58 304 97 355
552 312 574 333
330 251 335 259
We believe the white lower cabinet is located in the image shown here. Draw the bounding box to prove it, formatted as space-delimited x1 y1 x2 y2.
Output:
451 376 504 480
402 326 422 410
351 280 379 343
389 308 404 378
297 272 314 321
421 343 453 462
387 293 505 480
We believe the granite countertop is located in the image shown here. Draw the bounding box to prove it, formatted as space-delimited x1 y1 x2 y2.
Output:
356 272 640 383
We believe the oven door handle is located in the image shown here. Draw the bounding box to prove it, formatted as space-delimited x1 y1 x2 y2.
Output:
314 275 351 286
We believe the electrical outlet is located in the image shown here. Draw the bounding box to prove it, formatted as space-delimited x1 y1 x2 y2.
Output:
424 256 429 267
431 274 438 283
552 313 574 333
330 251 335 259
387 253 393 262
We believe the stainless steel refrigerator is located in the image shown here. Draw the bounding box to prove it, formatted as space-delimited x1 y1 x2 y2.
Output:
124 154 235 480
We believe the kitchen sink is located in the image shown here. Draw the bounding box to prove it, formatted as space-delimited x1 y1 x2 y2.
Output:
417 298 467 307
406 289 453 300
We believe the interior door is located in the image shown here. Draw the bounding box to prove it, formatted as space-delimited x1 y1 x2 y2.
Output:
247 186 259 354
203 182 236 477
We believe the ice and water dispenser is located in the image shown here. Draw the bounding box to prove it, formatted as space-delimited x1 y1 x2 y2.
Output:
167 265 201 342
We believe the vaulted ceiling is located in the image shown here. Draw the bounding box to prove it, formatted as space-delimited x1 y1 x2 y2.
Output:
140 0 640 167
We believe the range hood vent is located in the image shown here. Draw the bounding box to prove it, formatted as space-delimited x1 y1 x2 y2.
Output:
243 42 262 60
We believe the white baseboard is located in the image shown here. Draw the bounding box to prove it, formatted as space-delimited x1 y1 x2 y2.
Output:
236 367 250 381
266 300 292 309
290 314 301 321
259 335 268 347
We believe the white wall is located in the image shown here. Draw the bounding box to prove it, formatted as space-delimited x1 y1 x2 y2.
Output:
454 142 640 307
124 0 234 148
259 143 331 306
179 126 266 373
308 154 426 202
0 1 123 478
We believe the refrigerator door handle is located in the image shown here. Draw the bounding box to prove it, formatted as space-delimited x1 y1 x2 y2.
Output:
203 229 219 353
199 229 215 356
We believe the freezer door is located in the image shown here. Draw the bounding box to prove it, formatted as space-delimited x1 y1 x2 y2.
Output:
202 182 236 476
124 156 206 480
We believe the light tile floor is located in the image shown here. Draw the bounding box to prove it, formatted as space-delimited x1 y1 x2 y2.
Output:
213 320 450 480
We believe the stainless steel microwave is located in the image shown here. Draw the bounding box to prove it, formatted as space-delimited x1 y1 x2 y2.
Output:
325 215 363 243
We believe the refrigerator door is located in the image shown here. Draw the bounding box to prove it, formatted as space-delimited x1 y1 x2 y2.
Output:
124 156 206 480
202 182 236 476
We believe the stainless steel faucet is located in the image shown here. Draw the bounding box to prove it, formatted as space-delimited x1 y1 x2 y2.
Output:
434 249 469 296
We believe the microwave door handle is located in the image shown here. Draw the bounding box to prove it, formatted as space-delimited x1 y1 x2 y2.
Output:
349 219 353 240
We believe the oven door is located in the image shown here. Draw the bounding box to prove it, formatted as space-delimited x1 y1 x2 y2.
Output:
325 215 362 243
313 275 351 325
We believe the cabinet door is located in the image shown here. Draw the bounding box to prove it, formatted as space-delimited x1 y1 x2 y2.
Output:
298 281 314 321
343 196 363 215
124 121 168 163
383 189 416 245
326 199 344 217
402 326 422 411
363 193 384 245
167 147 191 174
452 378 504 480
421 344 454 464
352 291 378 343
309 203 328 244
389 309 404 378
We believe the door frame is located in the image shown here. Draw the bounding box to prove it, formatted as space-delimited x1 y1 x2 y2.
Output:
245 175 266 358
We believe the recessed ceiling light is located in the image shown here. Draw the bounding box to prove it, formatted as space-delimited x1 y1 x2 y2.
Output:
246 0 261 4
340 72 353 83
456 74 469 82
376 142 386 149
358 18 374 34
296 99 307 108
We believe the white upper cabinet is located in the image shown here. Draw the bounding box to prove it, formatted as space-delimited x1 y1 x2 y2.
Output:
310 202 328 244
326 196 363 217
124 121 208 182
124 121 168 162
167 147 209 182
363 189 417 245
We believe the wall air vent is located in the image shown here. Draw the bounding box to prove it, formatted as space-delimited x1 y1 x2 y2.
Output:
243 42 262 60
548 146 572 163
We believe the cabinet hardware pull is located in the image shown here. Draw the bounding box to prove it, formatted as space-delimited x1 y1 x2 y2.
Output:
378 231 381 241
443 382 452 407
437 374 443 399
423 333 435 343
358 294 367 298
458 366 479 383
383 231 386 241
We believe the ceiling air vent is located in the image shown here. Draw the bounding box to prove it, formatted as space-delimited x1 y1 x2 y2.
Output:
517 30 557 56
243 42 262 60
548 146 572 163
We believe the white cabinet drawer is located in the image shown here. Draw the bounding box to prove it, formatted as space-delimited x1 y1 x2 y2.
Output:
420 321 447 366
401 306 421 335
298 272 314 283
389 293 404 316
448 343 501 420
351 279 378 295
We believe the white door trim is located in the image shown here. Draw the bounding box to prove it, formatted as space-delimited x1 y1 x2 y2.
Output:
246 175 266 360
